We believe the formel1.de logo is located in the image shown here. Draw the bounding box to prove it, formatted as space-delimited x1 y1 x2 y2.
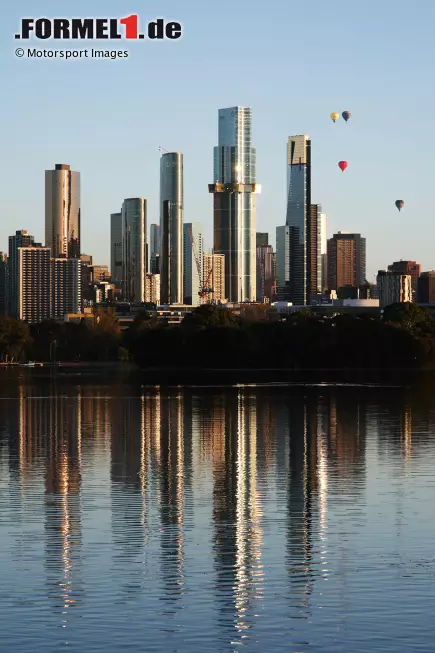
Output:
15 16 182 40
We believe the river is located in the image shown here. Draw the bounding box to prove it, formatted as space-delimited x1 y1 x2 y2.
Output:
0 372 434 652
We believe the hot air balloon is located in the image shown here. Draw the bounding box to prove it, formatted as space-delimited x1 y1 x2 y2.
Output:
395 200 404 212
330 112 339 123
342 110 351 122
338 161 348 172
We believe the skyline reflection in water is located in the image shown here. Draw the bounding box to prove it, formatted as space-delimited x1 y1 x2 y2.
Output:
1 376 435 652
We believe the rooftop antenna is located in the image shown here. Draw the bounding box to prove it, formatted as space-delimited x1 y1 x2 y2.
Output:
159 146 169 154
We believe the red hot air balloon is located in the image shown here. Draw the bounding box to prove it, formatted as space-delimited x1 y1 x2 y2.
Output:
338 161 348 172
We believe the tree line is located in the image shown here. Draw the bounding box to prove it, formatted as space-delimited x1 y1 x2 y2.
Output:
1 303 435 369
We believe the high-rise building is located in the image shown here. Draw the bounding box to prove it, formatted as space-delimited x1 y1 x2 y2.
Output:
0 253 7 316
308 204 323 297
17 246 52 323
327 232 366 291
8 230 35 317
150 253 160 275
285 134 312 305
52 258 81 318
122 198 147 303
320 212 327 291
160 152 184 304
388 261 421 300
256 244 274 302
145 273 160 304
417 271 435 303
110 212 122 288
45 164 80 258
377 270 412 308
256 233 268 248
276 225 290 294
203 253 225 304
209 106 260 303
150 224 160 255
183 222 203 305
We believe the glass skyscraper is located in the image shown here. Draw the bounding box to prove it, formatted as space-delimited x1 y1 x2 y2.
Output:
122 198 147 303
209 106 260 303
285 135 312 305
160 152 183 305
45 164 80 259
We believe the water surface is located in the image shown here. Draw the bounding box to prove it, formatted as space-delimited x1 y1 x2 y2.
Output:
1 373 435 652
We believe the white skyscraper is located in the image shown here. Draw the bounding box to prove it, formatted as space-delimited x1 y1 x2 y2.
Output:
183 222 203 305
45 164 80 258
209 106 260 303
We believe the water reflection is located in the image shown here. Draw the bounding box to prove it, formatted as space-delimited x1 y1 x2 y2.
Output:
0 379 435 652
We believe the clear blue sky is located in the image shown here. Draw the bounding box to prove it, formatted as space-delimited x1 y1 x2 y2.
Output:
1 0 434 281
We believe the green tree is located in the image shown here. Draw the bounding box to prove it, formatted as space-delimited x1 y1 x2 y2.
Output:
383 302 435 334
0 317 32 362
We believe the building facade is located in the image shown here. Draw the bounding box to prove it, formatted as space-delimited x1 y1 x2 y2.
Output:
327 232 366 291
52 258 81 318
45 164 80 258
145 273 160 304
0 253 7 316
417 271 435 303
276 225 290 297
110 212 122 288
122 198 147 303
284 134 312 305
256 233 268 248
376 270 412 308
160 152 184 304
388 261 421 300
320 212 327 291
202 253 225 304
8 230 35 317
18 246 52 323
210 106 259 303
256 244 274 302
183 222 203 305
150 224 160 256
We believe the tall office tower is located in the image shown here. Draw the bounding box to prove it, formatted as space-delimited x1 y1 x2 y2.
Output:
145 273 160 304
327 232 366 291
203 253 225 303
17 246 52 323
276 225 290 296
122 198 147 303
308 204 322 297
150 224 160 255
209 106 260 303
150 253 160 274
8 229 35 317
256 244 274 302
110 212 122 288
417 271 435 303
160 152 184 304
319 212 327 291
52 258 81 318
0 253 7 315
377 270 412 307
45 164 80 258
183 222 203 305
285 134 312 304
388 261 421 300
256 232 268 248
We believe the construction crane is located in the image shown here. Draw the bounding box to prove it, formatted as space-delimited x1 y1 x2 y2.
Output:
187 226 214 300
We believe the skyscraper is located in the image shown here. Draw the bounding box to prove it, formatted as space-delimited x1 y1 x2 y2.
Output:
18 246 52 323
8 229 34 317
276 226 290 292
308 204 322 297
256 244 274 302
0 253 7 316
160 152 183 304
203 253 225 304
388 261 420 300
52 258 81 318
183 222 203 305
320 212 327 291
256 233 268 248
110 212 122 288
45 164 80 258
327 232 366 291
150 224 160 256
122 198 147 303
209 106 260 303
285 135 311 304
